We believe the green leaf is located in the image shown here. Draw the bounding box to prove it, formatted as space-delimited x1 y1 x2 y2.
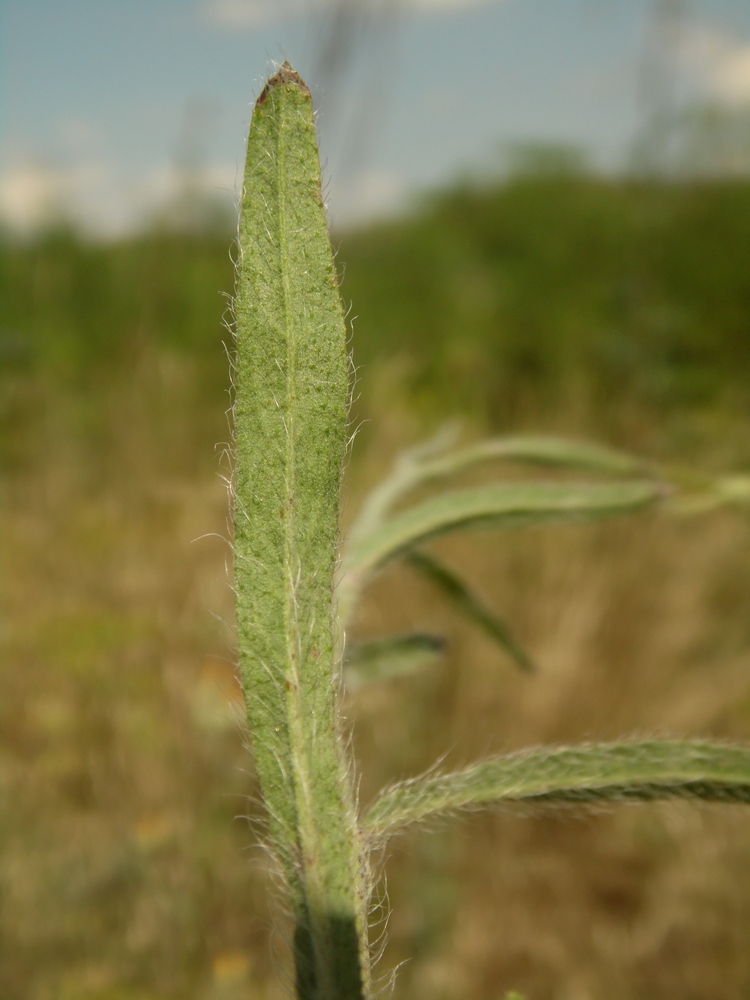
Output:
418 434 648 478
233 63 369 998
343 480 663 594
364 741 750 840
348 431 648 544
406 550 534 673
345 633 445 689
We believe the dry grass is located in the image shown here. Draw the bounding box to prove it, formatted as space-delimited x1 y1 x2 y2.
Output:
3 347 750 1000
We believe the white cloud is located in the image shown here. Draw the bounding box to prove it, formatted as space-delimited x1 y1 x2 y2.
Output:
710 50 750 105
409 0 500 11
0 162 82 235
679 23 750 106
203 0 504 30
204 0 324 29
329 168 408 229
0 158 241 238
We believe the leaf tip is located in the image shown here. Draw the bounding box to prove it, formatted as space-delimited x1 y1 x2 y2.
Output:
256 61 311 106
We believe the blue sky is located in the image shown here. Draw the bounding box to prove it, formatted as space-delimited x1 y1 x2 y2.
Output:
3 0 750 236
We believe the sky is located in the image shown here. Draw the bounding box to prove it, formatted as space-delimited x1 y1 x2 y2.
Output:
3 0 750 237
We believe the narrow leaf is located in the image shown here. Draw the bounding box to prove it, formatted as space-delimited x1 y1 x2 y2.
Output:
365 741 750 840
419 435 648 480
348 432 648 543
234 63 369 997
343 480 663 589
407 550 534 673
345 634 445 689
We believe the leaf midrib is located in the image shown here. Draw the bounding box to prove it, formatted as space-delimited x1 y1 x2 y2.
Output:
271 92 322 903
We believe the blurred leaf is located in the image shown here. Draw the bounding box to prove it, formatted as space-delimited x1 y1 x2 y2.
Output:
344 480 664 586
662 473 750 515
416 434 648 479
345 633 445 689
715 475 750 505
348 431 647 544
407 550 534 673
348 423 462 544
365 741 750 840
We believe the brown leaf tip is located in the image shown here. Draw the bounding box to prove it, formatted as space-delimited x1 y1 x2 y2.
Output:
256 61 310 106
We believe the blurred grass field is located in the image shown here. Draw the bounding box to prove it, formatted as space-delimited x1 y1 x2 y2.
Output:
3 171 750 999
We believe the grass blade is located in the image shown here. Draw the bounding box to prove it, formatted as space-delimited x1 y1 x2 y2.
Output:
345 633 445 689
365 740 750 840
407 550 534 673
233 63 369 998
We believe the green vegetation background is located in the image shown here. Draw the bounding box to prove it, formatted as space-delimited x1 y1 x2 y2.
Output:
3 172 750 999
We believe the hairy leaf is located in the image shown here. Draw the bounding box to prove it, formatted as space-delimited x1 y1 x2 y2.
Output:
343 480 663 595
417 434 648 479
365 741 750 840
234 63 369 998
349 432 648 543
